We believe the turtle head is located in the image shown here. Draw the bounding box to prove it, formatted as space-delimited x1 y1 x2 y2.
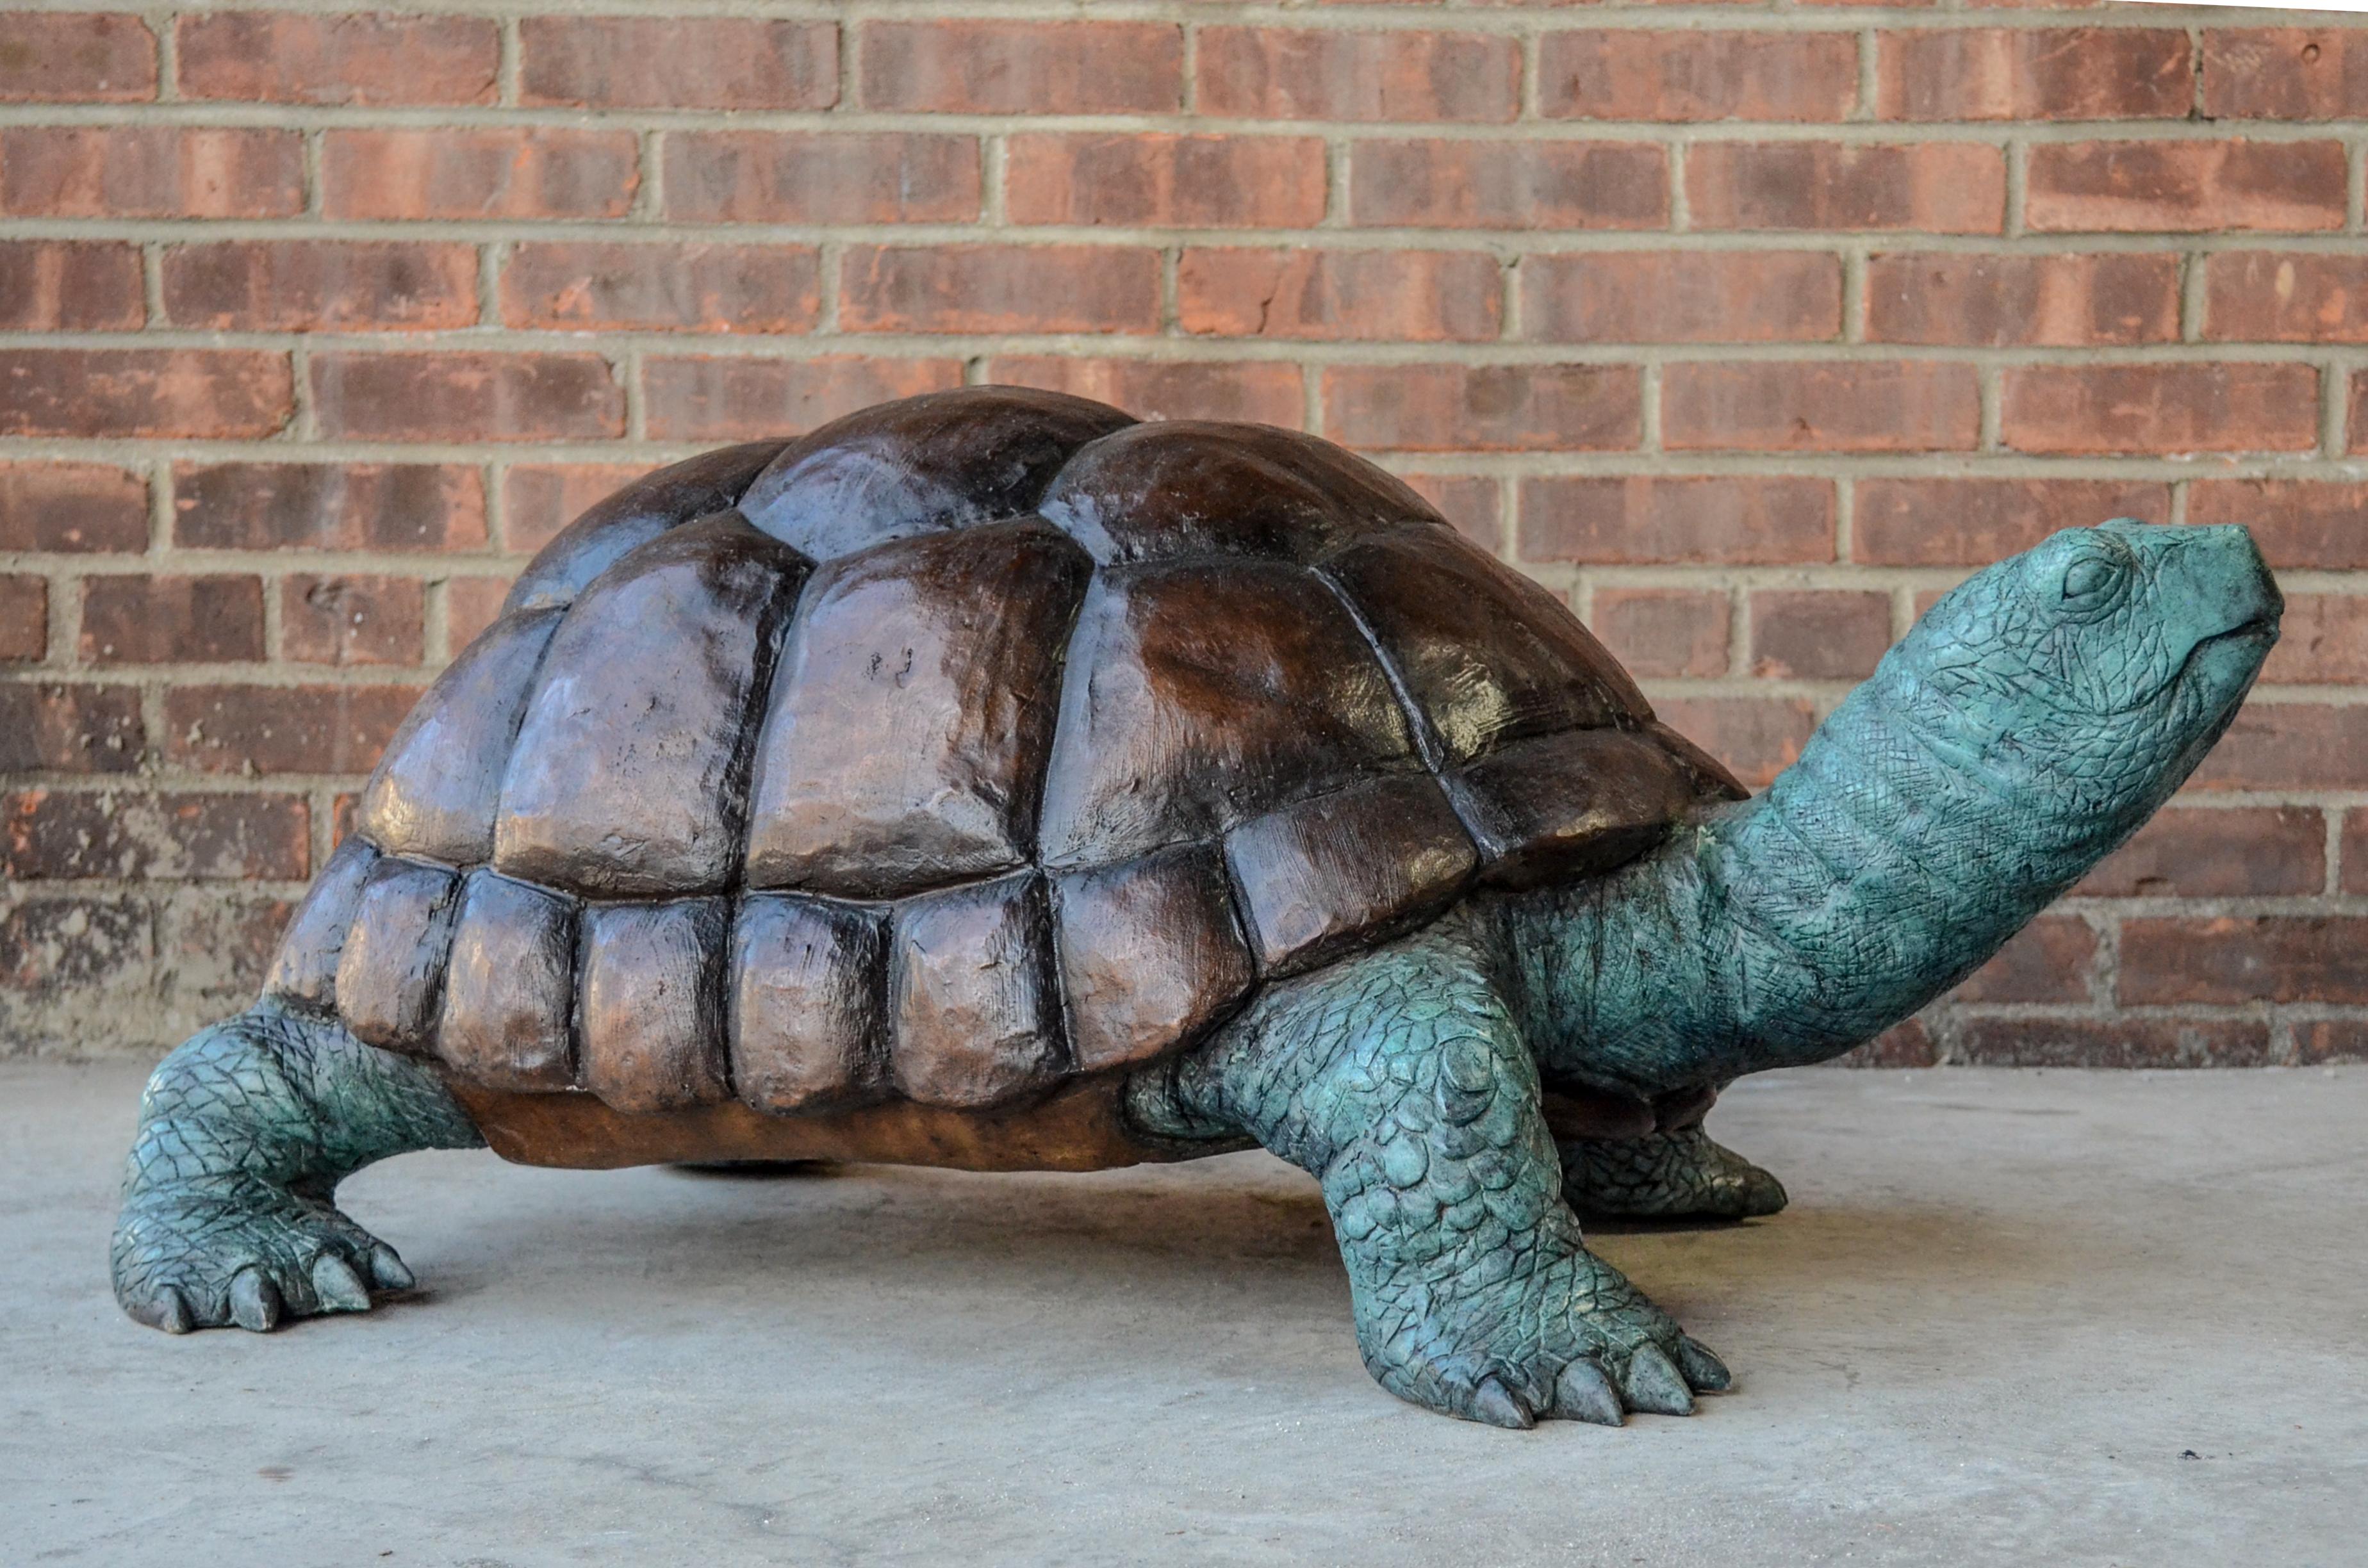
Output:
1888 518 2281 845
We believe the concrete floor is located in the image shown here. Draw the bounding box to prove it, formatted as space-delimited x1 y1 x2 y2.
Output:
4 1063 2364 1567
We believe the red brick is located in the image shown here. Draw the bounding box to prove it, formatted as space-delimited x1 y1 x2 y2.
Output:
2295 1021 2368 1066
982 359 1304 428
1879 29 2191 120
501 243 819 334
1950 917 2096 1004
2026 140 2346 233
175 464 487 553
79 575 263 665
664 133 980 225
2262 595 2368 685
859 20 1180 113
164 685 422 777
1197 28 1518 122
1865 252 2180 347
2000 364 2318 455
502 465 653 555
521 17 835 110
2 790 308 881
643 356 965 442
1006 135 1326 229
1399 475 1502 552
0 241 139 332
0 127 302 217
163 241 479 332
1179 249 1501 341
1953 1018 2270 1070
310 354 623 443
321 128 638 220
1663 361 1980 453
1832 1018 1939 1070
1651 696 1818 788
2188 703 2368 792
840 247 1160 336
1322 364 1641 452
1750 590 1893 680
1853 478 2170 567
1521 476 1836 566
1524 251 1839 344
281 575 427 667
2343 808 2368 894
1588 588 1731 678
2355 377 2368 456
2079 806 2324 898
2121 916 2368 1005
2188 481 2368 571
0 13 153 101
0 576 45 661
0 350 291 439
1687 143 2005 233
0 464 148 553
1352 141 1667 230
0 684 143 774
443 576 516 651
2207 252 2368 344
1541 31 1855 122
177 11 495 105
2202 29 2368 119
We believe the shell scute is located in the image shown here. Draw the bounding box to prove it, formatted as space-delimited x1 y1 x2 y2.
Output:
580 898 732 1114
504 440 787 615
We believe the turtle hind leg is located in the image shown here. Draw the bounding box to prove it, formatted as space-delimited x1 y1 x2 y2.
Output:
1560 1126 1788 1221
112 1005 484 1334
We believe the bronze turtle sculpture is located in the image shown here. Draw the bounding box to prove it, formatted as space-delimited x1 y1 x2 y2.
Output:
113 386 2280 1426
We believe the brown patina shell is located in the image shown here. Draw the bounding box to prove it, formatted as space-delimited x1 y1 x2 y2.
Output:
263 388 1743 1169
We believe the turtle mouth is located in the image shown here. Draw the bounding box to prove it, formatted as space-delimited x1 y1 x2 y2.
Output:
2175 615 2279 698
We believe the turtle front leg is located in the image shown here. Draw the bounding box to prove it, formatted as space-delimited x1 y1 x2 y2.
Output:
1133 922 1729 1427
1558 1126 1788 1221
113 1005 484 1333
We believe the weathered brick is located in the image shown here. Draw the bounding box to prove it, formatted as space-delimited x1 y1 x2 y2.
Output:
1879 29 2191 120
1199 28 1515 122
1524 251 1839 343
1664 361 1980 452
2187 481 2368 571
0 683 142 774
839 247 1160 336
1005 135 1326 229
0 576 45 661
983 359 1304 428
0 13 154 102
2202 29 2368 119
1831 1018 1939 1070
281 575 427 667
1322 364 1641 452
443 576 517 651
0 241 142 331
1954 1018 2271 1070
643 356 965 441
2294 1021 2368 1066
80 575 263 665
2080 806 2324 898
2026 140 2346 233
2342 809 2368 895
1542 31 1855 122
175 464 487 553
0 350 291 439
859 20 1181 113
2000 364 2319 455
1588 589 1731 678
0 895 152 1015
1651 696 1818 788
1398 475 1502 552
1950 917 2096 1004
178 11 496 105
1750 590 1893 680
2 789 308 881
2206 253 2368 344
521 17 835 110
164 685 422 777
502 464 654 555
1351 141 1667 229
664 133 980 225
0 464 147 555
2188 704 2368 792
1865 252 2180 347
0 127 302 217
2262 595 2368 685
2120 917 2368 1005
1521 476 1836 565
1687 143 2005 233
1853 478 2171 566
1179 249 1501 341
321 128 638 220
501 243 819 334
310 353 624 443
163 241 479 332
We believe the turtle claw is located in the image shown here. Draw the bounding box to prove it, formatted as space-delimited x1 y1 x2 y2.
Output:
366 1243 415 1293
1620 1344 1695 1416
312 1254 372 1314
1551 1359 1625 1427
142 1286 195 1335
1472 1376 1537 1430
229 1269 283 1333
112 1175 409 1334
1677 1335 1731 1392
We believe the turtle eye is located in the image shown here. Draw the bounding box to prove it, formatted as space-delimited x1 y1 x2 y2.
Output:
2061 555 2121 608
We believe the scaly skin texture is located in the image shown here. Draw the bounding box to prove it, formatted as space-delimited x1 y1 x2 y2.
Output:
111 1004 482 1333
1559 1129 1788 1221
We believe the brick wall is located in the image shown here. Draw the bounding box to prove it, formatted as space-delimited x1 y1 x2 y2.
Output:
2 3 2365 1064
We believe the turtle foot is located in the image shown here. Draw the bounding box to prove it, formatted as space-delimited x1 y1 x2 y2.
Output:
112 1173 414 1334
1561 1126 1788 1221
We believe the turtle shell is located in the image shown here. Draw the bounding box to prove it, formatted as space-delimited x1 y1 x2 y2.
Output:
263 388 1742 1164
